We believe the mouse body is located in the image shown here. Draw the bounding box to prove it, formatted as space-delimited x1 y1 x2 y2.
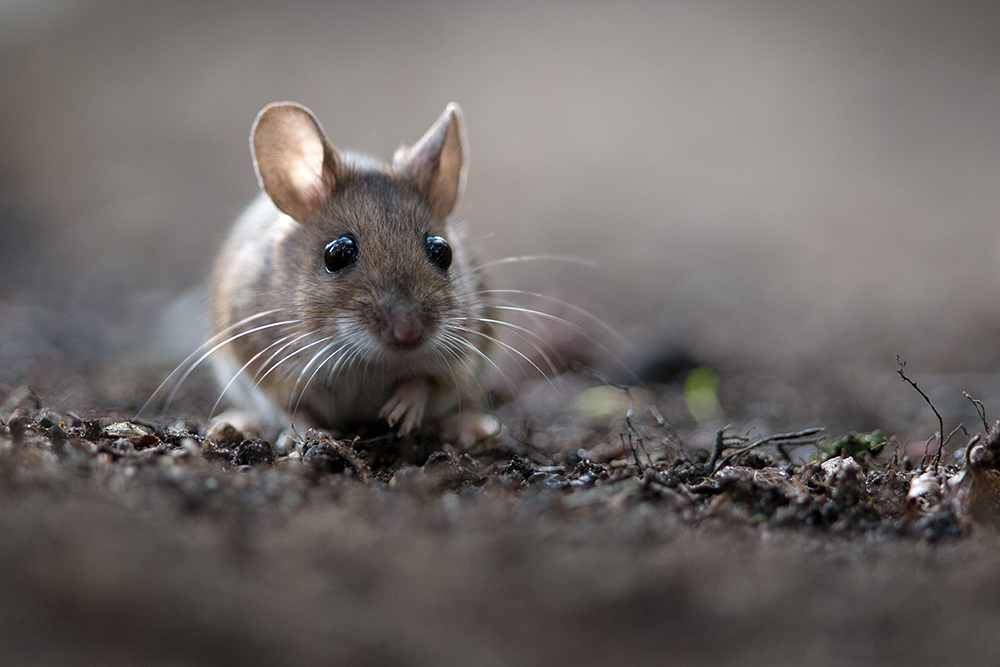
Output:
209 102 495 439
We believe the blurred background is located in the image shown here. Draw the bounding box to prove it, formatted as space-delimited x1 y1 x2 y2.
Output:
1 0 999 436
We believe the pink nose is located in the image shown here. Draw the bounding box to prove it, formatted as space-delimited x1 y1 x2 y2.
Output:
388 309 422 347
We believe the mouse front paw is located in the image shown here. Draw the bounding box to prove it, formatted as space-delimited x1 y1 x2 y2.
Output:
379 379 430 435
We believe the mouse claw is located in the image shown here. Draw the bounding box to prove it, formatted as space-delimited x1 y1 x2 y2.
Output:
379 379 430 435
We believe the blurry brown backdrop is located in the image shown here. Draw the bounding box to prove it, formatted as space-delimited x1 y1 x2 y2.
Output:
2 0 1000 433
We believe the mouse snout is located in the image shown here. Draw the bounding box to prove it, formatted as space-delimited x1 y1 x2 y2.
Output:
385 304 423 348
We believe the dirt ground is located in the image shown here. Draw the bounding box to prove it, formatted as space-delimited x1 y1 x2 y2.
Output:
4 375 1000 667
5 1 1000 665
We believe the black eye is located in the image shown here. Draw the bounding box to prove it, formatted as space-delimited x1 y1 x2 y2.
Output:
424 236 452 271
324 236 358 272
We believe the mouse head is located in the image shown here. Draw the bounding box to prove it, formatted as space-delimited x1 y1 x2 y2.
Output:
248 102 477 358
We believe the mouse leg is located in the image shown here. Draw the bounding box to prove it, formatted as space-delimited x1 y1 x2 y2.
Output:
379 378 430 435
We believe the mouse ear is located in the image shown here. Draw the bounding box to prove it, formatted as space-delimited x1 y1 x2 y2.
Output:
394 103 467 222
251 102 338 223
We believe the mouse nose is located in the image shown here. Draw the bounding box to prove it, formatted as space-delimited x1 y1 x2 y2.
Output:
387 306 423 347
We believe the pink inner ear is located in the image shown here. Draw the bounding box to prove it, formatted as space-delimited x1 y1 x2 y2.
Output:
392 105 465 221
287 158 324 205
287 128 326 198
253 102 338 222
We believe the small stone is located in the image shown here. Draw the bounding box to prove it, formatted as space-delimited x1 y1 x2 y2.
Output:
171 438 202 459
302 443 351 476
83 420 104 441
6 411 33 441
232 439 275 466
830 457 866 508
105 422 153 439
527 472 569 490
907 471 942 515
567 459 610 486
34 408 64 429
274 430 299 454
206 421 244 447
104 438 136 457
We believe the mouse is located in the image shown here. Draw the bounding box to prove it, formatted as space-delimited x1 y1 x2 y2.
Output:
208 101 499 443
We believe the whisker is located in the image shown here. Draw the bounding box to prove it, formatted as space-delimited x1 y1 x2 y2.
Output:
135 309 285 419
471 294 640 384
292 342 364 426
450 325 585 449
432 335 468 412
250 335 335 405
290 340 352 418
437 334 494 416
453 315 563 380
447 324 568 413
157 316 312 417
440 331 521 410
330 344 363 389
478 289 627 345
286 337 348 410
470 254 599 276
248 329 318 387
209 330 305 419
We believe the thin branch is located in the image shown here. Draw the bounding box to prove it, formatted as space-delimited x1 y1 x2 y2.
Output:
712 427 824 473
963 391 990 434
896 356 946 471
647 405 684 463
649 405 684 448
705 425 731 473
572 362 651 470
936 423 967 468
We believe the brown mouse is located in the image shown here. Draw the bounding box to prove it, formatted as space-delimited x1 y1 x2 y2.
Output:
209 101 497 441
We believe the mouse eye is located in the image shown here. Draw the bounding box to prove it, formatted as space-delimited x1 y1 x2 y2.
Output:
424 236 452 271
324 236 358 273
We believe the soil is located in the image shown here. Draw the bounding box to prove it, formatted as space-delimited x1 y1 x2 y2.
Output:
3 368 1000 667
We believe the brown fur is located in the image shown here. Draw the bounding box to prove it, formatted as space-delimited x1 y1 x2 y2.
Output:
210 103 493 433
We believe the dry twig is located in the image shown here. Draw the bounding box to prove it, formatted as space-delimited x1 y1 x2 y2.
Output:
711 427 824 474
964 391 990 434
896 356 953 471
572 362 651 470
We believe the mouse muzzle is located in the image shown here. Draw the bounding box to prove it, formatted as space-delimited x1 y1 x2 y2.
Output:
381 302 426 349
